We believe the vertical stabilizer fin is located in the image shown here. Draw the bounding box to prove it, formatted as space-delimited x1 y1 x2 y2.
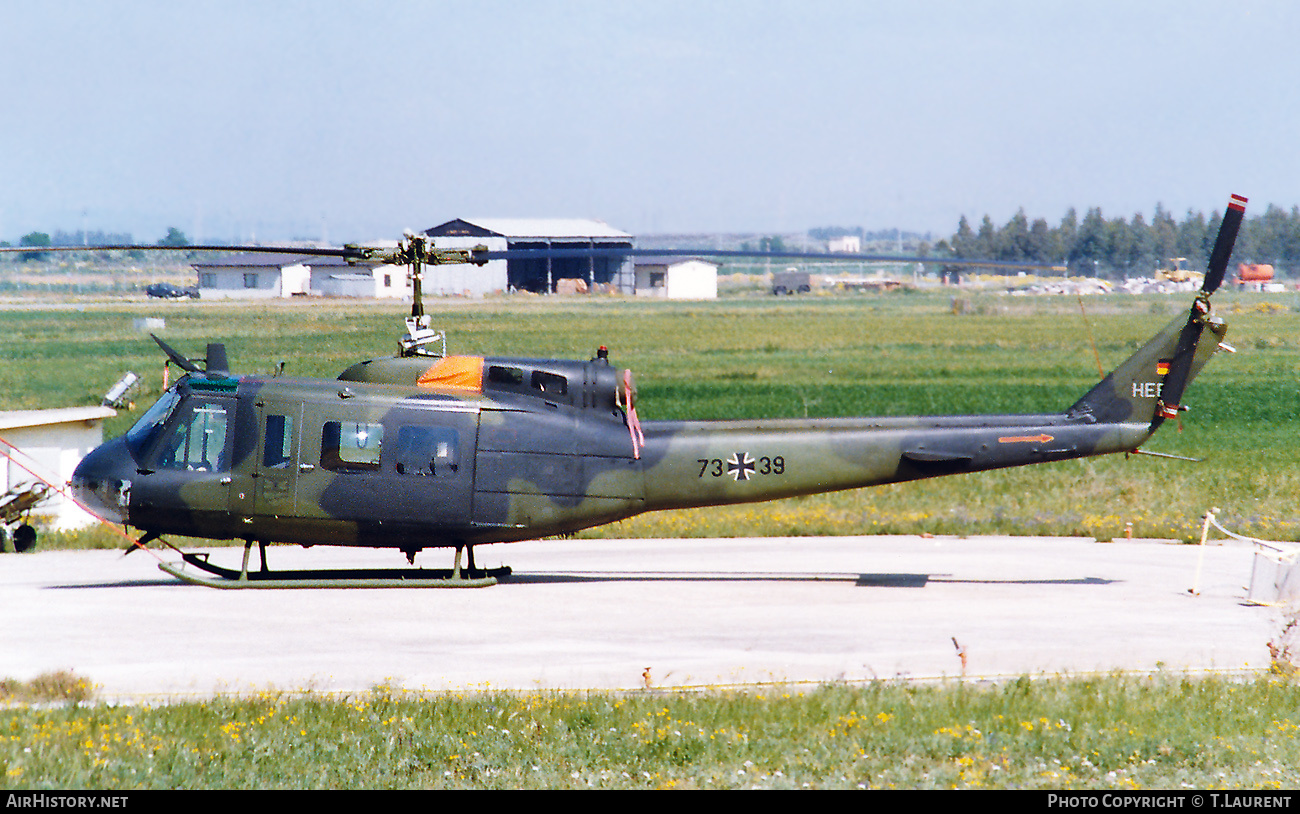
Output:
1067 194 1243 430
1155 194 1245 427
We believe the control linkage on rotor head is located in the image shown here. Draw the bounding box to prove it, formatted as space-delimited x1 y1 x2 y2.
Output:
340 234 490 271
338 233 490 357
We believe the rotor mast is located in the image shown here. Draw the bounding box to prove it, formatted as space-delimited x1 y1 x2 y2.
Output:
341 233 489 357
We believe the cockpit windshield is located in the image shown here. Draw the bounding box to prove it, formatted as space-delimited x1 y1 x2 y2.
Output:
153 399 230 471
125 389 181 458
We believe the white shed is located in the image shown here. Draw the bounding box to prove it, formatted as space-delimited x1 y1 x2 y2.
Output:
1 406 116 531
633 257 719 299
194 253 313 299
194 252 408 300
308 261 408 298
829 235 862 253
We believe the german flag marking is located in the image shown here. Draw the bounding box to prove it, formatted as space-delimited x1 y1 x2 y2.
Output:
1156 360 1171 375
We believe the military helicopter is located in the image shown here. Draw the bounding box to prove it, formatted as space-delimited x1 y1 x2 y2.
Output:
10 195 1247 586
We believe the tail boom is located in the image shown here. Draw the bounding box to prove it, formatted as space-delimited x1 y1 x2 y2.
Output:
639 415 1152 512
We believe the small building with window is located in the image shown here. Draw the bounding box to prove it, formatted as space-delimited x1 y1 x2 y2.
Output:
194 253 314 299
828 235 862 253
306 257 407 298
193 252 407 299
633 257 719 299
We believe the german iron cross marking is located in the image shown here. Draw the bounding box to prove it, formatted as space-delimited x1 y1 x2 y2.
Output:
727 452 756 481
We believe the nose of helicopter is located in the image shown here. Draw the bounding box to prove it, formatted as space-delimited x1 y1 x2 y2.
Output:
71 438 133 524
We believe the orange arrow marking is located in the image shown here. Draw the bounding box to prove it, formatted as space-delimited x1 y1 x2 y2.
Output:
998 434 1055 444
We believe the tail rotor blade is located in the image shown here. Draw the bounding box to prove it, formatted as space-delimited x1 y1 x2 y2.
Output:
1201 193 1247 295
1155 194 1246 425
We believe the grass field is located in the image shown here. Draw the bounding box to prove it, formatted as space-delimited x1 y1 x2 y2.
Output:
3 675 1299 789
4 288 1297 546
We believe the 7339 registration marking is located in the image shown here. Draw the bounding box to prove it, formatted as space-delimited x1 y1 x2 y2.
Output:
698 452 785 481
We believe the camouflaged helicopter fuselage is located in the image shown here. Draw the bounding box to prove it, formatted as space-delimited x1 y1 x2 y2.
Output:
97 307 1226 552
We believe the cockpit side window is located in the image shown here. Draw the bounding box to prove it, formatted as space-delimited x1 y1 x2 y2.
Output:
153 399 231 472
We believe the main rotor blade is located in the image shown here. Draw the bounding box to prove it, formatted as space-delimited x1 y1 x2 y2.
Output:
475 247 1067 271
0 243 364 258
0 241 1065 271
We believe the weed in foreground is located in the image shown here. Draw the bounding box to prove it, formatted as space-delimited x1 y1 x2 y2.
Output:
1267 614 1300 677
0 671 95 705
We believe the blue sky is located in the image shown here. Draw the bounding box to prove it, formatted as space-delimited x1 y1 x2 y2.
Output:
2 1 1296 243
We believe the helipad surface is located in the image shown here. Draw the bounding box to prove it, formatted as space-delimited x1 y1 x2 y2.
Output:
2 535 1284 699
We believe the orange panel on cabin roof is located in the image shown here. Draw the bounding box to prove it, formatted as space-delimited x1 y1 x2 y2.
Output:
417 356 485 392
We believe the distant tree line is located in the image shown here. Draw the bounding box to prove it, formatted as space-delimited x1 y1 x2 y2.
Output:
932 204 1300 278
739 236 789 253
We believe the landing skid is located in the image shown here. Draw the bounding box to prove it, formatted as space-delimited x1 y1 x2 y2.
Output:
158 548 509 589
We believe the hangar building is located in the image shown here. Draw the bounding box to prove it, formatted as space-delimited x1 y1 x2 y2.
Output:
424 218 634 294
